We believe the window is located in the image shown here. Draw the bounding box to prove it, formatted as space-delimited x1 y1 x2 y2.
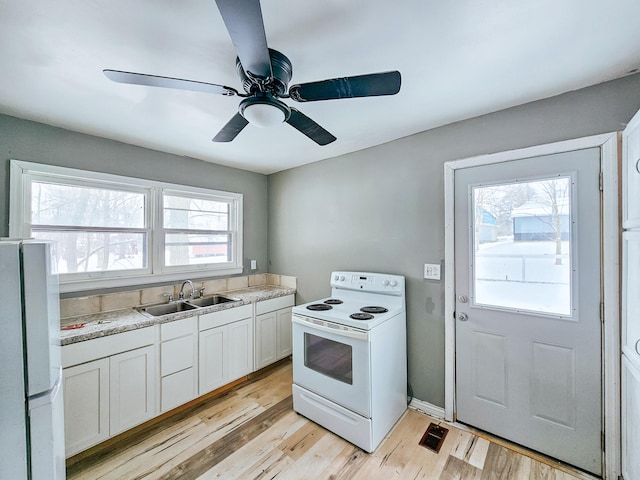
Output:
471 176 572 316
10 161 243 291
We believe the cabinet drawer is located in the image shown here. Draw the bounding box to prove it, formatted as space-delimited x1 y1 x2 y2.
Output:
161 335 194 376
256 295 295 315
199 304 252 331
161 317 195 341
161 368 196 412
62 327 154 368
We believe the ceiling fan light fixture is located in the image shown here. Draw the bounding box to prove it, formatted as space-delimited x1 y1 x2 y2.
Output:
239 95 290 127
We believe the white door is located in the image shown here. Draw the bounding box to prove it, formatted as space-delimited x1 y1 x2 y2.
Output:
622 108 640 480
454 148 602 475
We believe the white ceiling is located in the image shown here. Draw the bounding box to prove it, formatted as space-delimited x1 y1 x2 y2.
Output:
1 1 640 174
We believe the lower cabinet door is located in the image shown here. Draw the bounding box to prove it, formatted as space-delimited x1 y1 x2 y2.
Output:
109 345 156 435
199 327 227 394
62 358 110 457
255 312 278 370
623 355 640 480
161 368 196 412
228 318 253 381
276 307 293 359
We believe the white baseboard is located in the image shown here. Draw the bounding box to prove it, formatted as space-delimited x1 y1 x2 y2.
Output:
409 398 445 420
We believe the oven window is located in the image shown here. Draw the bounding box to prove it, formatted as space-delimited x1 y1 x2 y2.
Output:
304 333 353 385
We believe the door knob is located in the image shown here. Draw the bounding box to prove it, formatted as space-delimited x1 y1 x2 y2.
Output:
458 312 469 321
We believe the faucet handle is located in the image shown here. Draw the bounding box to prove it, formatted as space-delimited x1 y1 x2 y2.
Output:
163 293 174 303
198 287 205 298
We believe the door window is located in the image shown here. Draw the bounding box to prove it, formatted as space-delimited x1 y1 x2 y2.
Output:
471 176 573 316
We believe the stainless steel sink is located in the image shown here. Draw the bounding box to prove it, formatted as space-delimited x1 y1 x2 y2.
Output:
138 301 198 317
187 295 237 308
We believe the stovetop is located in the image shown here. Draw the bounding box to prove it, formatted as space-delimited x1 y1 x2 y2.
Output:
292 271 406 330
293 296 403 330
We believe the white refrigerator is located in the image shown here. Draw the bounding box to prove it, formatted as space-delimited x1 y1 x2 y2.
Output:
0 239 66 479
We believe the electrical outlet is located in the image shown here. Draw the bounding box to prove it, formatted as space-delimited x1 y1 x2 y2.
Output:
250 260 257 270
424 263 441 280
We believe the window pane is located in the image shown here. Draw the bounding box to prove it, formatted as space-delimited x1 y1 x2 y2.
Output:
32 230 147 273
31 182 145 228
164 233 231 266
472 177 572 316
163 194 229 230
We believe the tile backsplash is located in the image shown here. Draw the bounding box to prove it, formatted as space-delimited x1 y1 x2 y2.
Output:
59 274 296 319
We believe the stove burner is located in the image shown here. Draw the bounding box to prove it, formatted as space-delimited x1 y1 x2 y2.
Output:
350 312 374 320
324 299 343 305
360 306 388 314
307 304 332 311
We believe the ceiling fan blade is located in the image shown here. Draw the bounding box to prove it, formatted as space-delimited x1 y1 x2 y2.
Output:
289 70 401 102
215 0 272 79
286 108 336 146
104 69 238 96
212 113 249 142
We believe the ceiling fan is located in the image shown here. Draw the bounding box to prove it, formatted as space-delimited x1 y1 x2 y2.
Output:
103 0 401 146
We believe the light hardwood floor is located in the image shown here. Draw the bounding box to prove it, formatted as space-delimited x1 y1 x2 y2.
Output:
66 361 596 480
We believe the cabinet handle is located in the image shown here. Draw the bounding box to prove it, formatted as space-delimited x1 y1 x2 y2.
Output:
635 338 640 356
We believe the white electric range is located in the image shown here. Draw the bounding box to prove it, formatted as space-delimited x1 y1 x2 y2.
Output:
291 271 407 452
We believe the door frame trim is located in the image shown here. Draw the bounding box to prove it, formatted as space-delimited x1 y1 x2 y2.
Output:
444 132 620 479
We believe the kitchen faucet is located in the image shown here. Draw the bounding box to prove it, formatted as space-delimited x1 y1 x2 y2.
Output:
179 280 195 300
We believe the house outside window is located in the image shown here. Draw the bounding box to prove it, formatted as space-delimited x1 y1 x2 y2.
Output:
9 160 243 292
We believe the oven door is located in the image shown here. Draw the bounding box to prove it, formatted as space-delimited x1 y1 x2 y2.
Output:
292 314 371 417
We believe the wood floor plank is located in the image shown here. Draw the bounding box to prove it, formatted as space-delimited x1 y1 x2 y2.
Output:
315 444 369 480
480 443 531 480
439 455 483 480
157 396 293 480
196 411 304 480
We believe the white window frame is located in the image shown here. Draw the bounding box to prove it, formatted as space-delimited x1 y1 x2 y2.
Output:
9 160 243 292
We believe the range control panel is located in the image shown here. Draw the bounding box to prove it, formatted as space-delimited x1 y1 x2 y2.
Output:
330 271 404 296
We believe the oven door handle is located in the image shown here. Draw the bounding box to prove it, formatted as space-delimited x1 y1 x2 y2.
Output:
293 315 370 341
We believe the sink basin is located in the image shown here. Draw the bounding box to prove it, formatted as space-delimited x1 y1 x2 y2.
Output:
138 301 198 317
187 295 237 308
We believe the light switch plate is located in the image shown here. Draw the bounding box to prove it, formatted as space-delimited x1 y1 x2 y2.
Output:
424 263 441 280
250 260 257 270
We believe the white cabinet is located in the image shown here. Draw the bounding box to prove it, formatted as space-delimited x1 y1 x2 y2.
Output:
276 307 293 359
109 345 156 435
62 358 109 456
199 304 253 395
622 356 640 480
61 327 155 457
623 109 640 480
255 295 294 370
160 317 197 412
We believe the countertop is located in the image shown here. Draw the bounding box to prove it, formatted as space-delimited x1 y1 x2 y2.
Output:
60 285 296 346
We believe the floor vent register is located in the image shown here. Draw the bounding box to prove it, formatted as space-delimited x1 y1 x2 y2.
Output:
419 423 448 453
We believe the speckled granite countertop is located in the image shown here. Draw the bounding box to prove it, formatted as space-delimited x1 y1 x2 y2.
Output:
60 286 296 346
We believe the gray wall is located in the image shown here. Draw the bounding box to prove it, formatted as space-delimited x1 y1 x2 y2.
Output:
267 72 640 408
0 115 269 290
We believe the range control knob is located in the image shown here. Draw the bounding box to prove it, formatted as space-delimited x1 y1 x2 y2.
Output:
339 275 346 281
390 280 398 287
334 275 339 281
383 279 390 286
